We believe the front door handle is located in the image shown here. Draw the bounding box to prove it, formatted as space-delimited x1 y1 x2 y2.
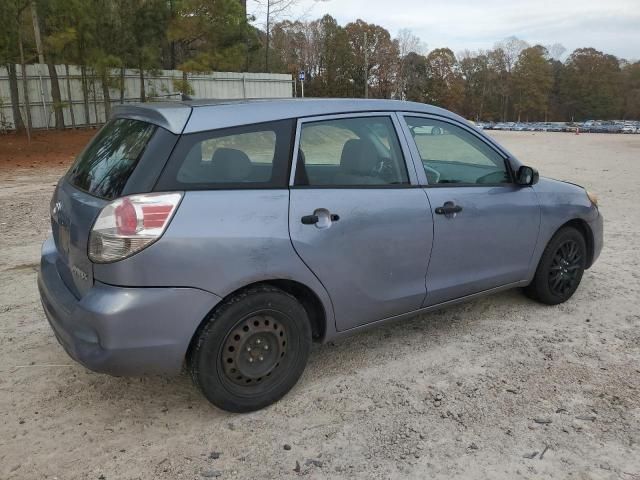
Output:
435 203 463 215
301 212 340 225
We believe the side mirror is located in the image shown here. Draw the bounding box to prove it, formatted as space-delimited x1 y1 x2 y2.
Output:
516 165 539 186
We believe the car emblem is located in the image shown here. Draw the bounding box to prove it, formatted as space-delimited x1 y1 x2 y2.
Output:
70 264 88 281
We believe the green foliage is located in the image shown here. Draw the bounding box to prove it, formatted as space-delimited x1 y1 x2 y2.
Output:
424 48 464 111
0 2 637 122
561 48 623 120
0 0 30 65
172 78 194 95
622 61 640 119
169 0 249 73
512 46 553 120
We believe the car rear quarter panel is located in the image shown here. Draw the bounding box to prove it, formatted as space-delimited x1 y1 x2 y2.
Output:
92 190 336 332
528 177 599 279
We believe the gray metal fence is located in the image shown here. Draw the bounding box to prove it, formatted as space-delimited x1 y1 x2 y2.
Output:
0 64 293 130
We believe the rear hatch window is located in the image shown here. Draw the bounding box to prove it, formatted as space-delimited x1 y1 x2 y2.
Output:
53 118 156 298
67 118 157 200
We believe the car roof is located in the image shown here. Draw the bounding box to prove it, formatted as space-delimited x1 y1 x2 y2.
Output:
111 98 467 134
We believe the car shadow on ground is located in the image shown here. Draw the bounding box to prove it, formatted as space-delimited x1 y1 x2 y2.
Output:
66 288 533 419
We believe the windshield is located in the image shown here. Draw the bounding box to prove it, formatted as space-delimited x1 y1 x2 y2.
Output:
67 118 156 199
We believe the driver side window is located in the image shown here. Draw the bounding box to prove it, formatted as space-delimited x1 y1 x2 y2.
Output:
296 116 409 187
405 117 511 185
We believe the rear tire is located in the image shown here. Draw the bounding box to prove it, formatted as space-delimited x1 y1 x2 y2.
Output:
524 226 587 305
189 285 312 412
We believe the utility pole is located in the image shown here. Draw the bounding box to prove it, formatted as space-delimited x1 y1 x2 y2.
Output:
363 32 368 99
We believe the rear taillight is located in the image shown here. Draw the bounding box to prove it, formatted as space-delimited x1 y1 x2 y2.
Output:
89 192 183 263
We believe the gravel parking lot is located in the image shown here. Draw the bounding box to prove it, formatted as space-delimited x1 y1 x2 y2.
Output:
1 130 639 480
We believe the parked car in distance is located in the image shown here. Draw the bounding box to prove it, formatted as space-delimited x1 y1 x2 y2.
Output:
38 99 604 412
622 123 638 134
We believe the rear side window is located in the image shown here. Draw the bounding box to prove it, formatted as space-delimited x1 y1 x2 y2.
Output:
157 120 294 190
296 116 409 187
67 118 156 199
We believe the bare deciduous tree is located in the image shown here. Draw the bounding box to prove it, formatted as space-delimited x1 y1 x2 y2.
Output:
546 43 566 60
253 0 299 71
395 28 427 99
495 36 529 73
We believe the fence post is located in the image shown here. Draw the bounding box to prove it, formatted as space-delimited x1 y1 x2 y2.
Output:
242 74 247 99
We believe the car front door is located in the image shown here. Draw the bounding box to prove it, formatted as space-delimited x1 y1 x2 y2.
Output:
288 113 433 331
400 115 541 306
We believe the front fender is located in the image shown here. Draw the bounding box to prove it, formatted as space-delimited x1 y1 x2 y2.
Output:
527 177 600 280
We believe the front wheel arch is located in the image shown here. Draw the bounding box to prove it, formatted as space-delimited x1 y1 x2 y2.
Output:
557 219 595 268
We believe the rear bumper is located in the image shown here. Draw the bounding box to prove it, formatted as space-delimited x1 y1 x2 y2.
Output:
587 210 604 268
38 236 222 376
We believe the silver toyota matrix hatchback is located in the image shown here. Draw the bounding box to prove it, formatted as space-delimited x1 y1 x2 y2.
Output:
38 99 603 412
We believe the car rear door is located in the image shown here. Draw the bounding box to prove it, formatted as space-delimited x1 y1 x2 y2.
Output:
399 114 541 306
288 113 433 331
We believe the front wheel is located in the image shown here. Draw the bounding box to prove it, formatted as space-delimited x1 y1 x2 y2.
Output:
524 226 587 305
189 285 312 412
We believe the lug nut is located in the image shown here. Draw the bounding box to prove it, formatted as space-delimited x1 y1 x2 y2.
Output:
264 345 269 350
248 357 254 363
259 356 264 361
256 339 261 344
247 346 251 352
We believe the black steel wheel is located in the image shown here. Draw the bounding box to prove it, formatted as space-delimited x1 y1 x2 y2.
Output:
221 313 287 387
525 226 587 305
189 285 311 413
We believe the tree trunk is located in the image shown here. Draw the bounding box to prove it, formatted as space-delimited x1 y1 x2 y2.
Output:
80 64 90 125
169 0 177 69
265 1 270 72
139 65 146 102
65 64 76 129
47 62 65 130
101 71 111 119
479 80 486 120
503 95 509 122
17 27 32 140
120 67 125 104
91 73 99 125
7 64 25 132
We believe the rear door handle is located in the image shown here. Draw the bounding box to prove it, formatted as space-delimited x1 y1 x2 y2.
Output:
435 203 463 215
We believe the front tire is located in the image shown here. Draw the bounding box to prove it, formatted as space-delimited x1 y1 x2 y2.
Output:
189 285 312 413
524 226 587 305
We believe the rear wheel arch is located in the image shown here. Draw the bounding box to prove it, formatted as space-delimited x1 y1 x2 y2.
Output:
186 279 326 362
260 279 326 342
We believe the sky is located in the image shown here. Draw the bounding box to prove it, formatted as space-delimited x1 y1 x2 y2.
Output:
248 0 640 61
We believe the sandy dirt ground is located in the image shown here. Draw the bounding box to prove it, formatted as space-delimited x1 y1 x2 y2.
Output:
0 130 639 480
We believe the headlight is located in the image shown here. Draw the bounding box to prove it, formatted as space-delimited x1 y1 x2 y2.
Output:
586 190 598 207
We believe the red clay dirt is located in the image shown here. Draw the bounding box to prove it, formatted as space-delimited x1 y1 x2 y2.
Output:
0 129 96 172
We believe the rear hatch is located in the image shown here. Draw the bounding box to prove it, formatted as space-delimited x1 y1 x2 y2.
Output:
51 118 158 298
